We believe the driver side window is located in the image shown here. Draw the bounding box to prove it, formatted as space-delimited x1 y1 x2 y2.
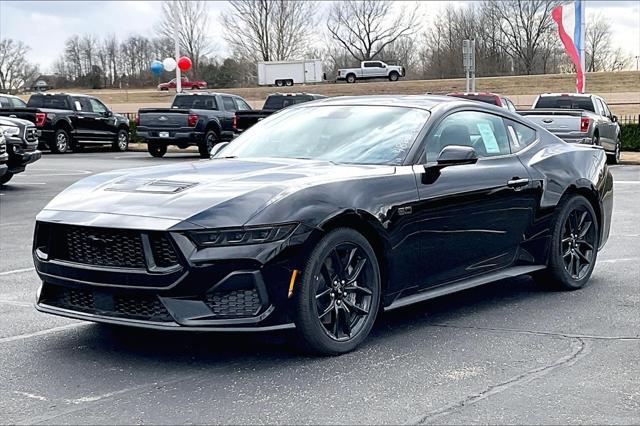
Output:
424 111 511 162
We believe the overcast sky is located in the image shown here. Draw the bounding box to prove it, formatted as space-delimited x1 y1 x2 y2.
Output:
1 0 638 73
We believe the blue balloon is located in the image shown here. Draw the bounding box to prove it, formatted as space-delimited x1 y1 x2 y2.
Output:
150 60 164 75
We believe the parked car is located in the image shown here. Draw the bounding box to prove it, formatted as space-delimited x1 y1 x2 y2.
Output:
0 117 41 184
33 95 612 355
0 93 130 153
447 92 517 112
235 93 326 132
157 77 208 91
257 60 325 86
337 61 405 83
0 94 27 109
137 92 250 158
0 133 8 180
519 93 621 164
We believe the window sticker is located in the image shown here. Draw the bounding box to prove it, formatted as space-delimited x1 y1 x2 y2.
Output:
476 122 500 153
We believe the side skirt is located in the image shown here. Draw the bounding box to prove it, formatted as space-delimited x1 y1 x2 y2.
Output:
384 265 546 311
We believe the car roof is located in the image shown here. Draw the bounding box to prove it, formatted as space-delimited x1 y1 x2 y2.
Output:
306 95 466 111
174 92 243 98
268 92 325 97
30 92 92 98
447 92 503 97
539 93 592 97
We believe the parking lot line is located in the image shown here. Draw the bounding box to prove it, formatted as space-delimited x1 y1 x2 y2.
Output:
0 267 35 276
0 323 86 345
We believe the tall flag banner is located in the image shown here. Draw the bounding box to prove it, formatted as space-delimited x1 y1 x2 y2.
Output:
552 0 586 93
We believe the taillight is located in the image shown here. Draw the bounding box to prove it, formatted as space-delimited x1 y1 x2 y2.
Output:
187 114 198 127
35 112 46 127
580 117 591 133
232 115 237 131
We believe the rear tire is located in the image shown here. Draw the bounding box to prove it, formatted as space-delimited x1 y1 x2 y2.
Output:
607 139 620 165
50 128 70 154
0 172 13 185
198 130 218 158
346 74 356 84
112 129 129 152
285 79 294 86
533 194 599 290
147 143 167 158
294 228 381 355
275 80 284 87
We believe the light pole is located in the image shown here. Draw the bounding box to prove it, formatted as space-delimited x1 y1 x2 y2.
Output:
174 0 181 93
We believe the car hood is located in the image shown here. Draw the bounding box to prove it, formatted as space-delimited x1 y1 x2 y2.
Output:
39 158 393 229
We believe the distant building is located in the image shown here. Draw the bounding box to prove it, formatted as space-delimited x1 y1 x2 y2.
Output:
27 75 55 92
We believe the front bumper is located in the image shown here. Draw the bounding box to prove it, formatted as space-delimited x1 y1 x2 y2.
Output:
33 221 303 330
6 141 41 173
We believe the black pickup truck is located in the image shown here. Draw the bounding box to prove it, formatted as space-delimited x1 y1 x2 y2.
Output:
0 116 41 184
235 93 326 132
137 92 251 158
0 93 130 153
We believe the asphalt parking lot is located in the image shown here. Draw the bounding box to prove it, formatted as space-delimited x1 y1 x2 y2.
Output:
0 151 638 424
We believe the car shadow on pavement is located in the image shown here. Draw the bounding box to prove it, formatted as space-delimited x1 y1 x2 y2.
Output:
40 274 560 365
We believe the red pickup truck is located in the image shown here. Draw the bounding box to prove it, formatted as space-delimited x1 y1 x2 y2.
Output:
157 77 207 91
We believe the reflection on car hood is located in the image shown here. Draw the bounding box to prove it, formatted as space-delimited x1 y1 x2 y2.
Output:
41 158 393 228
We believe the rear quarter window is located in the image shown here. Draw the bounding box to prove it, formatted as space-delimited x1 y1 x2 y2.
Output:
505 119 537 153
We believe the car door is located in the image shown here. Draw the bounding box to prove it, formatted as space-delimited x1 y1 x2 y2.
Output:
598 98 617 149
70 97 98 140
88 98 116 140
411 109 537 287
221 96 237 131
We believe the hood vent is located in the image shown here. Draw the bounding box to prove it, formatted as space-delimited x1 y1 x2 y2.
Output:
105 178 198 194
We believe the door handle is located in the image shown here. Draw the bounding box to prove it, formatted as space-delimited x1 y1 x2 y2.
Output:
507 177 529 188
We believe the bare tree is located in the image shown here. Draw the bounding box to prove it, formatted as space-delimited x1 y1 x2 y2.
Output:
606 48 632 72
160 0 211 76
0 39 39 92
486 0 558 74
221 0 318 62
327 0 420 62
585 14 612 72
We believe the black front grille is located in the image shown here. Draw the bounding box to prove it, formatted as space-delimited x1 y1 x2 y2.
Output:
204 289 262 318
42 285 173 322
149 233 179 267
59 226 146 268
48 225 180 270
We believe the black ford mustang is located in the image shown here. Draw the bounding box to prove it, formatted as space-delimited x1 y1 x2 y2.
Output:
33 96 613 354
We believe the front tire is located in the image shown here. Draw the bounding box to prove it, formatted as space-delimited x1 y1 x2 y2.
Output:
51 128 70 154
388 71 399 82
294 228 381 355
534 194 599 290
0 172 13 185
112 129 129 152
147 142 167 158
198 130 218 158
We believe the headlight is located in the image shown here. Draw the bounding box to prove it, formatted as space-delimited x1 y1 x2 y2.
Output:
0 125 20 137
190 223 298 247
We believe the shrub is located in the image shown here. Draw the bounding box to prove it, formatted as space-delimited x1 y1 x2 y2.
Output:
620 123 640 151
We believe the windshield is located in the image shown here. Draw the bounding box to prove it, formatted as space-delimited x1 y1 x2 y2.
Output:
534 96 595 112
221 105 429 165
172 95 218 110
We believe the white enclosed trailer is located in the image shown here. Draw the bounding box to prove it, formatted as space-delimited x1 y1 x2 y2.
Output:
257 59 324 87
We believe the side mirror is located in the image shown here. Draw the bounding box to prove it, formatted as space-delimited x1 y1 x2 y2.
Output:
436 145 478 166
210 142 229 158
104 110 112 117
611 115 618 123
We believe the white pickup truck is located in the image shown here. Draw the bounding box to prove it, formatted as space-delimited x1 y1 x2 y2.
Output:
519 93 621 164
336 61 405 83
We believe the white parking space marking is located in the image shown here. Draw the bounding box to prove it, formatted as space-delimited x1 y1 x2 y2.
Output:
0 323 86 344
615 181 640 184
598 257 640 264
6 182 47 185
14 169 92 177
13 391 48 402
0 267 35 276
0 300 33 308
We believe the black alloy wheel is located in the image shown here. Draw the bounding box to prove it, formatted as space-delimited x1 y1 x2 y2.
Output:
51 128 70 154
113 129 129 152
147 142 167 158
534 194 599 290
198 130 218 158
295 228 380 355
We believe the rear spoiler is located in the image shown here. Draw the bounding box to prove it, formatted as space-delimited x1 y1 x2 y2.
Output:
518 109 585 117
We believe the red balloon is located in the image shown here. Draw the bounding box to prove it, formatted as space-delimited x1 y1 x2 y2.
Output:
177 56 192 72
